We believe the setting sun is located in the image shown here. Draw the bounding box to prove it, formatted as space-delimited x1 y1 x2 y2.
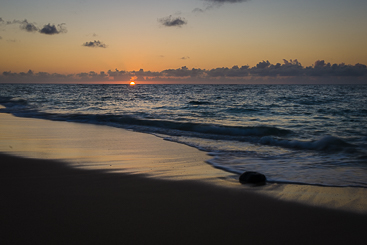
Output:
129 81 136 85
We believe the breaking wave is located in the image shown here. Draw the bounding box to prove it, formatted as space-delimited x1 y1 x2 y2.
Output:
259 135 354 151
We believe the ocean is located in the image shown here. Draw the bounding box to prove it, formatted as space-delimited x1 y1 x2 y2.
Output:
1 83 367 187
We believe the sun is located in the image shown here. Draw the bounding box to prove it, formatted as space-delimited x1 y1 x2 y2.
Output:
129 81 136 85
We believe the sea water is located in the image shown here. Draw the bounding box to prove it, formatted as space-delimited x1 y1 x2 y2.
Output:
1 84 366 187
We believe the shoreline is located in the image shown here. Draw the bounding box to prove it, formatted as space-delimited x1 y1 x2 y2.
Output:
0 111 228 181
1 152 367 244
1 112 367 214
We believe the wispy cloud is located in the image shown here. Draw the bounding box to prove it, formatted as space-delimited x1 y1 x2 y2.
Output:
158 15 187 27
180 56 190 60
82 40 107 48
192 8 205 13
194 0 250 13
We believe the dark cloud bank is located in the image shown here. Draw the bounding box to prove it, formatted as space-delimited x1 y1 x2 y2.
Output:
1 60 367 84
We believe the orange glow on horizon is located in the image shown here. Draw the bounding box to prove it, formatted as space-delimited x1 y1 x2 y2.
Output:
129 81 136 85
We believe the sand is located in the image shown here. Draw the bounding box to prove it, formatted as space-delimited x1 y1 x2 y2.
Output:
1 112 367 244
1 152 367 245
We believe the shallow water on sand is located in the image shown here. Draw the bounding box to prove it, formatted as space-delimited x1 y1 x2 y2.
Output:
0 112 229 182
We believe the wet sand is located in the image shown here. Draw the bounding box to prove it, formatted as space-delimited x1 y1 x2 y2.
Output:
0 112 226 181
1 152 367 245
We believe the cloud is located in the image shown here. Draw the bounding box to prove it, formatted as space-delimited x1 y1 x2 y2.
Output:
180 56 190 60
158 15 187 27
2 18 67 35
1 60 366 84
162 66 205 78
132 69 161 78
306 60 367 77
256 60 271 69
39 23 67 35
107 69 129 79
192 8 205 13
82 40 107 48
1 70 74 83
194 0 250 13
6 19 38 32
250 60 303 77
207 65 249 77
19 20 38 32
77 71 108 79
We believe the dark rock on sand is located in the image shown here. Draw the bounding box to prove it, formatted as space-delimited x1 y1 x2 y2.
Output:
239 171 266 184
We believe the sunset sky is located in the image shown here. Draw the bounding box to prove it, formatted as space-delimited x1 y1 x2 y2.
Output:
1 0 367 83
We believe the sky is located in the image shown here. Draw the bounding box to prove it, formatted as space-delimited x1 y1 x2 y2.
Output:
1 0 367 84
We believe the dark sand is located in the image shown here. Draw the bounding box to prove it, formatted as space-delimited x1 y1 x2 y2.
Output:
1 153 366 245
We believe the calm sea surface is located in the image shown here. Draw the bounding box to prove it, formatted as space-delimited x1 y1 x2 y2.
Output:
1 84 367 187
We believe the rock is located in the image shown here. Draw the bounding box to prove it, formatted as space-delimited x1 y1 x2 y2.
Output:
239 171 266 184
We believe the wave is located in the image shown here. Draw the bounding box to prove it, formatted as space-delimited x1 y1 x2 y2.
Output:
206 156 367 187
22 112 291 137
225 108 259 114
0 97 28 106
0 97 33 113
259 135 354 151
205 155 367 188
0 96 291 138
188 100 211 105
0 95 356 154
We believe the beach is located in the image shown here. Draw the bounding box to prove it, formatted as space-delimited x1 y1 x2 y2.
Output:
2 0 367 243
2 153 367 245
1 112 367 244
